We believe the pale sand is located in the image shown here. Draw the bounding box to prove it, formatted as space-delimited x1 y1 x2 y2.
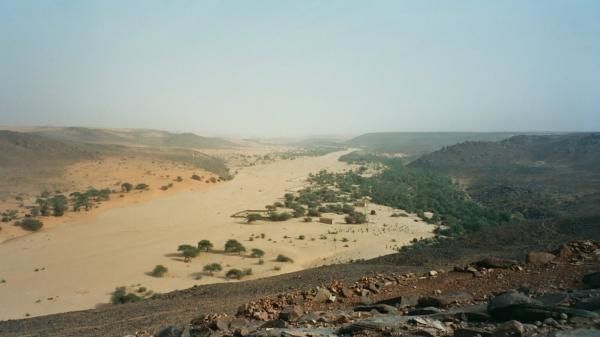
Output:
0 150 434 320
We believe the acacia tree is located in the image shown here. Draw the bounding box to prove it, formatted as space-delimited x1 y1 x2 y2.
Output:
197 240 213 252
224 239 246 254
177 244 200 262
203 263 222 275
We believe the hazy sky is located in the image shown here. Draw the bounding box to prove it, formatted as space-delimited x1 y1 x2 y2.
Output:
1 1 599 137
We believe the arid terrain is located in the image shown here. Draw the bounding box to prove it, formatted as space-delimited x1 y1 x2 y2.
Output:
1 128 599 337
0 131 436 320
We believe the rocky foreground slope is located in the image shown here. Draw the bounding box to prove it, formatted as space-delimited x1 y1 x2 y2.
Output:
129 241 600 337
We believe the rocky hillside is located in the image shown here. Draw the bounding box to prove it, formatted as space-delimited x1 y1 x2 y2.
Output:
345 132 521 158
410 133 600 219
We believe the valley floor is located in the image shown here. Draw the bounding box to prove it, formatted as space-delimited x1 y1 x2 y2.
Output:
0 150 433 320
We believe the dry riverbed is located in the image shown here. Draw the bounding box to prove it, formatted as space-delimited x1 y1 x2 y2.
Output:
0 150 434 320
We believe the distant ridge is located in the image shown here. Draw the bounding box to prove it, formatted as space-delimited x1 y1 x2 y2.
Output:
346 132 532 157
411 133 600 172
30 127 236 149
0 130 96 168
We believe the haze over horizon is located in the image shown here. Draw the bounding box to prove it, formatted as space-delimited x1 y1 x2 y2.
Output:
1 1 599 137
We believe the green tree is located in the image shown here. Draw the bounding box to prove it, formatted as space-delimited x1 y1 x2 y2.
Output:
203 263 222 275
121 182 133 192
197 240 213 252
50 195 68 216
177 244 200 260
224 239 246 254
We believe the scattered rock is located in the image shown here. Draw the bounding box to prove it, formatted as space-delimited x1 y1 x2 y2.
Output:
476 257 519 269
526 252 556 265
408 306 443 315
340 287 353 298
155 326 184 337
358 295 373 305
492 320 524 337
353 304 398 314
418 291 474 308
259 319 287 329
229 317 249 330
279 306 303 322
455 327 493 337
313 288 332 303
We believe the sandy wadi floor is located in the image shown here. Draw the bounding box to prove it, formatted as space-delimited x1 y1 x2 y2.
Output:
0 150 434 320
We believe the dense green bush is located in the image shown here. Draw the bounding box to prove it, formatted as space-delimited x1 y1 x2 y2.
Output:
250 248 265 258
20 218 43 231
344 211 367 224
269 212 292 221
111 287 141 304
203 263 222 275
226 268 243 279
329 154 511 235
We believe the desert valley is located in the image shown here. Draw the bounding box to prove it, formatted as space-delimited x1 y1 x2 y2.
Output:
1 2 599 336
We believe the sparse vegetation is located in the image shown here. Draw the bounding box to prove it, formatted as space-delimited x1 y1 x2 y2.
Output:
1 209 18 222
224 239 246 254
275 254 293 263
197 240 213 252
177 244 200 260
250 248 265 258
268 212 292 221
344 211 367 224
19 218 43 231
111 287 142 304
225 268 243 279
135 183 149 190
203 263 222 275
151 265 168 277
121 182 133 192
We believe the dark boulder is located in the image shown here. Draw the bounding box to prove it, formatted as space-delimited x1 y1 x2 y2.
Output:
279 305 303 322
583 272 600 288
476 257 519 269
418 291 473 308
354 304 398 314
155 325 185 337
